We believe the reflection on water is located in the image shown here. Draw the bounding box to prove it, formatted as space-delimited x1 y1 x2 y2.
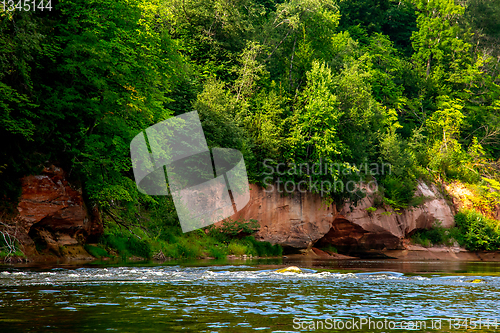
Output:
0 260 499 332
281 257 500 274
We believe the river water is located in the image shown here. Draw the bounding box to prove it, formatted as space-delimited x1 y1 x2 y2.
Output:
1 258 500 332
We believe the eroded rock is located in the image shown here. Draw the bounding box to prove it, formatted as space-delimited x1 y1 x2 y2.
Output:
323 181 456 252
16 165 102 256
229 181 455 253
228 184 336 249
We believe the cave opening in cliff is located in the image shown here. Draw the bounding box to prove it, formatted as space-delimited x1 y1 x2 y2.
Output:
314 216 366 255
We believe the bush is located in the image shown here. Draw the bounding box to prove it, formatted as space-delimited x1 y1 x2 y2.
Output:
162 243 180 258
98 220 281 260
207 245 227 259
380 175 417 210
425 227 445 244
454 210 500 251
207 218 260 243
414 211 500 251
241 236 282 257
84 244 109 258
126 236 152 258
176 238 203 258
158 229 179 243
411 233 432 247
101 232 152 259
102 233 128 254
366 206 376 214
320 244 338 253
410 221 454 247
228 241 247 256
409 195 426 207
0 230 23 258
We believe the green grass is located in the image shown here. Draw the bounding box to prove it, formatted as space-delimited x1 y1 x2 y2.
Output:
239 236 283 257
95 219 282 260
101 232 152 259
84 245 109 258
0 250 25 259
0 233 25 259
207 245 227 259
411 233 433 247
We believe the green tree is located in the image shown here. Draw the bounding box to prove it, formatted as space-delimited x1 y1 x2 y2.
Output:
262 0 340 91
0 10 45 199
286 60 344 166
411 0 471 83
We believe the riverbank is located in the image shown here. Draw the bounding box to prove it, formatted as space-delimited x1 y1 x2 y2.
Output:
283 246 500 262
6 244 500 268
5 165 500 267
385 245 500 261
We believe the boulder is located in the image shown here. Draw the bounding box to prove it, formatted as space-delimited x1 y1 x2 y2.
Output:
16 165 102 256
276 266 302 273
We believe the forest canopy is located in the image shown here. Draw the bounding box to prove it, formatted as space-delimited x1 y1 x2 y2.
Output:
1 0 500 225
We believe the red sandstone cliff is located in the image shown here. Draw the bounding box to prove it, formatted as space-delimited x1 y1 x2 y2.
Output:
14 165 102 259
228 182 455 254
6 165 462 259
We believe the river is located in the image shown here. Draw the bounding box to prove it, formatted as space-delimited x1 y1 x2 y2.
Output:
1 258 500 332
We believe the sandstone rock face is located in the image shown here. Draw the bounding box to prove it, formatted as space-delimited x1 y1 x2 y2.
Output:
229 184 336 249
230 181 455 252
323 181 455 252
16 165 102 256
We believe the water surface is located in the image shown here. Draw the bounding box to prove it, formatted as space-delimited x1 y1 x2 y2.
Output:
1 259 499 332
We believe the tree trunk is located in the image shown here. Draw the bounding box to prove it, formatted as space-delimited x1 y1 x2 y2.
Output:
426 52 433 78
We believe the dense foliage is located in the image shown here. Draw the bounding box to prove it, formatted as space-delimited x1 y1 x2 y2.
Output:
454 210 500 251
2 0 500 254
412 211 500 251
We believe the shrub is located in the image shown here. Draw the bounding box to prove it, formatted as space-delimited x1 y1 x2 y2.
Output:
409 195 426 207
0 230 23 258
162 243 180 258
206 218 260 242
411 234 432 247
228 241 247 256
176 238 203 258
366 207 376 213
320 244 338 253
241 236 282 257
98 219 281 260
158 229 178 243
101 232 152 259
454 210 500 251
102 233 128 254
410 221 454 247
207 245 227 259
425 227 445 244
126 237 152 258
380 175 417 210
84 244 109 258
